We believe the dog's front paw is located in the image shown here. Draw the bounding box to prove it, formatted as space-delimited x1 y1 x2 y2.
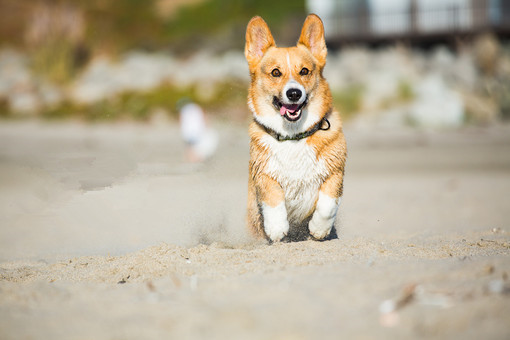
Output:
262 202 289 242
265 224 289 242
308 218 333 240
309 193 340 240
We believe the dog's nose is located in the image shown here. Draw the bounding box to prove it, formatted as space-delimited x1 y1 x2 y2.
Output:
286 88 302 102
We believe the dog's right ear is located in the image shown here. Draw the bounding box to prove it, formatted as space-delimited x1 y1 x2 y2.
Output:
245 16 275 71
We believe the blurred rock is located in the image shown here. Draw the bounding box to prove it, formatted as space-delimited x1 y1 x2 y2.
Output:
473 33 500 75
494 54 510 119
38 81 63 107
325 48 371 89
327 47 420 111
430 46 478 91
363 71 399 111
497 53 510 79
451 52 478 91
348 106 410 131
70 54 176 104
462 93 498 124
0 49 63 115
0 50 28 95
71 51 248 104
171 51 248 88
487 80 510 120
9 91 40 115
1 39 509 127
149 107 172 126
0 50 34 115
430 46 456 75
409 74 464 128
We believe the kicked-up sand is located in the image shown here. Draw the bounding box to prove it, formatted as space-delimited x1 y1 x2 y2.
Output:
0 120 509 339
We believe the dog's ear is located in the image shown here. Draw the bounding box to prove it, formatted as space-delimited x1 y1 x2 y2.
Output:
245 16 275 71
298 14 327 68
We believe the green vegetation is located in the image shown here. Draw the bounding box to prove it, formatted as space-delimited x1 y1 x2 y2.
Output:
41 80 247 122
0 0 303 120
78 0 169 53
165 0 306 51
1 0 305 54
397 80 414 102
1 0 306 89
31 40 77 84
333 85 364 119
379 79 415 110
0 98 8 118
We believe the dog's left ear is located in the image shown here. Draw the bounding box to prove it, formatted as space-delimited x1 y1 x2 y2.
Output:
298 14 327 68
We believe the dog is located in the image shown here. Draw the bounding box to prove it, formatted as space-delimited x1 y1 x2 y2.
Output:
245 14 347 242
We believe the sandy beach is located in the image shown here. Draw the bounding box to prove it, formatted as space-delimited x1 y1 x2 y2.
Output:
1 120 509 339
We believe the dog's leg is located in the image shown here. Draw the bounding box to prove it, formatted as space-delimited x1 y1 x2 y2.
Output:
256 174 288 242
247 178 265 238
309 172 343 240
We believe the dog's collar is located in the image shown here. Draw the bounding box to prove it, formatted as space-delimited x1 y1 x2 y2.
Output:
255 116 331 142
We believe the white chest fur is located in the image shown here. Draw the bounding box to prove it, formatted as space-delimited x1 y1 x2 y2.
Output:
260 135 329 224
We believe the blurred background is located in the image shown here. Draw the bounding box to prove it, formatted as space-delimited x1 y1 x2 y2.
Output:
0 0 508 126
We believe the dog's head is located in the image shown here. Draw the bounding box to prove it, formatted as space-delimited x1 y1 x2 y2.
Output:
245 14 331 136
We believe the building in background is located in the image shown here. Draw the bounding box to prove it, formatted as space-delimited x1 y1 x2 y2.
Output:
307 0 510 46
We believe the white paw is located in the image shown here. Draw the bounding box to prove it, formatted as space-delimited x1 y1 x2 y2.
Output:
309 217 333 240
309 193 340 240
262 202 289 242
265 223 289 242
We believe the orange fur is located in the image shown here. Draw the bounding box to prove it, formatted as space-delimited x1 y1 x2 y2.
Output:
245 14 347 242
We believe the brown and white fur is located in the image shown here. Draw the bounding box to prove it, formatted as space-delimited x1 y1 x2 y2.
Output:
245 14 347 242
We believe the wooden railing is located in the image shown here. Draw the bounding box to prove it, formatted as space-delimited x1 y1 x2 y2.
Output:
322 0 510 45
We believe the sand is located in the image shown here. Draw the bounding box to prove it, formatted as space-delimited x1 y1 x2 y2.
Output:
0 120 509 339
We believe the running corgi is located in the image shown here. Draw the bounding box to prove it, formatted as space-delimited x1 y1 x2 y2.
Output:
245 14 347 242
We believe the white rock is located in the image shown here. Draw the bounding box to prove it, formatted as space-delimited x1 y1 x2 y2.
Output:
70 51 248 104
409 74 464 128
39 81 63 107
10 91 40 115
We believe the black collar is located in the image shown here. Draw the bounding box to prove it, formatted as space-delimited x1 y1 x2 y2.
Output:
255 116 331 142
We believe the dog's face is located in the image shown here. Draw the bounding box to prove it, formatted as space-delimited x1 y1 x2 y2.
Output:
245 15 330 132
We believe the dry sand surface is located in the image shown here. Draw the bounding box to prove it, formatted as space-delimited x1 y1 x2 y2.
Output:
0 120 509 339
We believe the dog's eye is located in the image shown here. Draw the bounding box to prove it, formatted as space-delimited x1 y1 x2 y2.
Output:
271 69 282 77
299 68 309 76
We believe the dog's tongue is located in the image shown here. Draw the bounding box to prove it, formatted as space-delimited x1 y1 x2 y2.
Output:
280 104 300 116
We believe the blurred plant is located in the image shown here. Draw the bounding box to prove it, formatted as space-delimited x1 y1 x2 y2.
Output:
379 79 415 110
473 33 500 76
0 98 8 118
41 80 247 121
397 80 414 102
163 0 305 52
25 1 85 83
154 0 204 20
2 0 305 57
333 85 364 119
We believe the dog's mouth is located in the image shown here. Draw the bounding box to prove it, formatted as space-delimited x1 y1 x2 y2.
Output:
272 96 308 122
